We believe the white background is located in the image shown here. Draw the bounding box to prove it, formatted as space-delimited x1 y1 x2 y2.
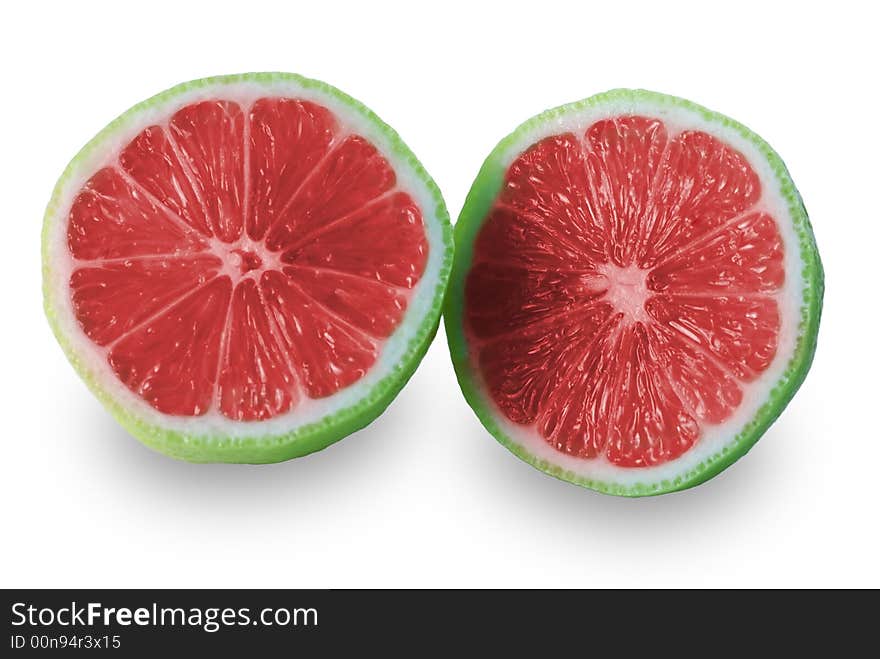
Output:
1 1 877 588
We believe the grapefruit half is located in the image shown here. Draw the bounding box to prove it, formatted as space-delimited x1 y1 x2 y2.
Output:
43 73 453 463
445 89 823 496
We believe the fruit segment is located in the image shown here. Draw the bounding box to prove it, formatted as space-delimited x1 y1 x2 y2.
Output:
282 192 428 288
119 126 213 237
265 136 397 251
108 276 232 417
70 254 222 346
647 212 784 294
261 270 377 399
217 278 298 421
584 117 667 267
67 97 429 421
281 266 407 339
246 98 336 241
640 130 761 268
68 167 209 260
169 101 246 243
497 134 608 267
465 117 785 468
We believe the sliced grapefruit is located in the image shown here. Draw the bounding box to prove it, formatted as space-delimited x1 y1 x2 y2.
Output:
43 73 453 462
446 89 823 495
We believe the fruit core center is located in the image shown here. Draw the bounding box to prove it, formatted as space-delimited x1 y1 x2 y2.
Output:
230 248 264 275
600 263 650 322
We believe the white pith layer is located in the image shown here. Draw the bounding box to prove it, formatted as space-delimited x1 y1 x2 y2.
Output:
45 77 447 440
471 98 804 487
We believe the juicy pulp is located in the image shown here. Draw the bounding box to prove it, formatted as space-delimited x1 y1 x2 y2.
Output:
67 97 429 422
464 117 785 469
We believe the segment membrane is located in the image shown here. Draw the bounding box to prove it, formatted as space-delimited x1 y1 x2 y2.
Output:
645 294 780 380
282 266 407 339
217 279 298 421
603 324 699 467
108 276 232 416
260 271 377 399
68 167 208 260
499 134 608 266
246 98 336 241
584 117 667 266
535 313 622 458
282 192 427 289
639 130 761 268
119 126 212 236
478 304 615 426
648 212 784 294
643 323 742 425
70 254 222 346
265 136 396 252
169 101 246 243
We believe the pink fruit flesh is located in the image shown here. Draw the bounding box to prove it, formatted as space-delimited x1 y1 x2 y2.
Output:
67 99 429 421
465 117 783 468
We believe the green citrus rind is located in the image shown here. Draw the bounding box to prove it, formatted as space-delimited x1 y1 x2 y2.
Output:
444 88 823 496
42 72 453 463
